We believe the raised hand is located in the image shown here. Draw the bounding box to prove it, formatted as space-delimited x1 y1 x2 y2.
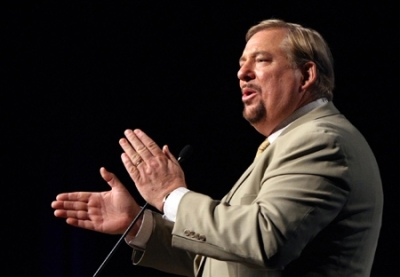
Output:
119 129 187 212
51 167 141 235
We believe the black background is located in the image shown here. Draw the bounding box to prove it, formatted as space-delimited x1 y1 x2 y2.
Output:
3 1 398 276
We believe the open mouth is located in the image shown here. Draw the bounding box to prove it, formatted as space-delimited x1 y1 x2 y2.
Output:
242 88 257 101
244 90 255 96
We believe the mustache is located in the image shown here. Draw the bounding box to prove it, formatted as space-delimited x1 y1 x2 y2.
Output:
242 83 262 93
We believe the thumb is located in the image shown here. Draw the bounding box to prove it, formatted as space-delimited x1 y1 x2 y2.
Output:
100 167 124 189
162 145 177 162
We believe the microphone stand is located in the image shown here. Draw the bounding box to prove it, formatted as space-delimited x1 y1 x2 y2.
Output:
93 145 192 277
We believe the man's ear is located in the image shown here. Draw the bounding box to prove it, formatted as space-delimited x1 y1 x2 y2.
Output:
299 61 317 92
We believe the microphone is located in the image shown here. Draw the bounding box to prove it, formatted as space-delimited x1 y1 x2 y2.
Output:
177 144 193 163
93 145 193 277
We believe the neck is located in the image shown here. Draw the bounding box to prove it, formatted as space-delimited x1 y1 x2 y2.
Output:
254 97 328 137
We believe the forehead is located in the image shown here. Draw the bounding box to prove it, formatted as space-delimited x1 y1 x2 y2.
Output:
241 28 287 57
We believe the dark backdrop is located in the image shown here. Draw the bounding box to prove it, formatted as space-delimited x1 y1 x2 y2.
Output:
3 1 398 276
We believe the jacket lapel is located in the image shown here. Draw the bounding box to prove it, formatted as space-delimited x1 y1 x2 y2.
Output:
221 161 257 203
223 102 340 205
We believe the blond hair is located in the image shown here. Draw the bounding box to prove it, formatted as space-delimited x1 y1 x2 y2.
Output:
246 19 334 100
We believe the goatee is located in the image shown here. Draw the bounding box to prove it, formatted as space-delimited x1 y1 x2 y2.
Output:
243 101 266 124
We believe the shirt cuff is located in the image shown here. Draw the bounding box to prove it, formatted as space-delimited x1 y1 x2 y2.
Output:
163 187 190 222
125 209 153 251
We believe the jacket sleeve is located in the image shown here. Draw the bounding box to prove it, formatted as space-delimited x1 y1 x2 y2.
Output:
132 211 197 276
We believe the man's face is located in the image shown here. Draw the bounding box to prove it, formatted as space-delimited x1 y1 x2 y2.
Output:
238 28 305 136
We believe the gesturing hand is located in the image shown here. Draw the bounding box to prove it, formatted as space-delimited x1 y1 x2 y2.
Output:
119 129 187 212
51 167 141 235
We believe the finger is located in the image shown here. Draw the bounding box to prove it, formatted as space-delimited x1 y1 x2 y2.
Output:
119 137 143 165
162 145 178 163
54 208 90 220
123 129 153 160
66 218 95 230
100 167 126 189
123 129 161 161
55 192 92 202
133 129 164 158
121 152 140 179
51 200 62 209
52 200 88 211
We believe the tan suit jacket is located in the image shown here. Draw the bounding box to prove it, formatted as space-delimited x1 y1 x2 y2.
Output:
133 102 383 277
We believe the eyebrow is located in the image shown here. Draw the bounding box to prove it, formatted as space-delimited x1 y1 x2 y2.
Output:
239 51 271 64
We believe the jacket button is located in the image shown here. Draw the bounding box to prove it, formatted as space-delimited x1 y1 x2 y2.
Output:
183 229 191 236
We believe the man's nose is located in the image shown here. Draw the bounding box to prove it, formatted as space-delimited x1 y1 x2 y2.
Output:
237 63 255 82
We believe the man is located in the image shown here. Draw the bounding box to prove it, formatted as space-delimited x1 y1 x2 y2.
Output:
52 19 383 276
